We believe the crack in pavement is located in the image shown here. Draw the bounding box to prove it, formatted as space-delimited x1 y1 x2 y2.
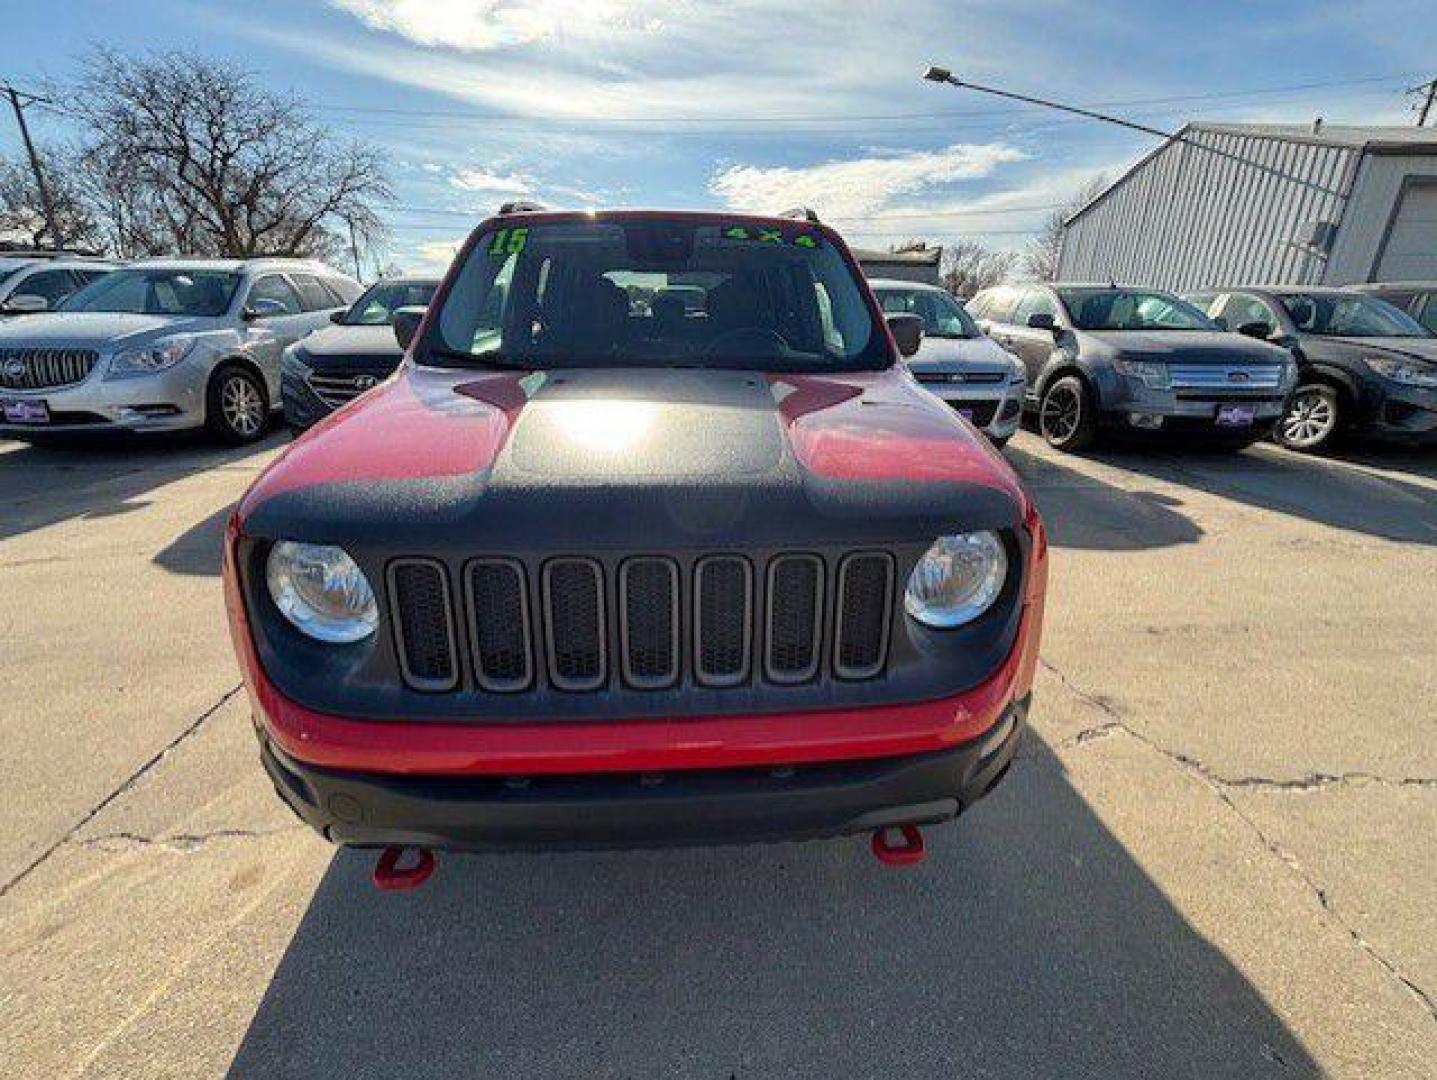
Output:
1039 655 1437 1025
76 825 302 854
0 683 245 898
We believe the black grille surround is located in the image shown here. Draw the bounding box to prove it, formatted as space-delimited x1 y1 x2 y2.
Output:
386 559 460 692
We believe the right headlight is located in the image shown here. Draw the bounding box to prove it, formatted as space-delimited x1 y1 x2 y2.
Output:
107 335 197 378
905 531 1008 629
266 541 378 643
1365 356 1437 388
1112 357 1170 390
280 344 312 377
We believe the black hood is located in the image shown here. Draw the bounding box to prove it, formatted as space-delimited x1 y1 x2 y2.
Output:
295 323 404 372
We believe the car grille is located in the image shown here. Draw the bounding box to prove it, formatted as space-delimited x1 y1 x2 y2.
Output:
1169 363 1284 391
386 551 898 694
0 348 99 391
915 371 1006 385
306 372 384 408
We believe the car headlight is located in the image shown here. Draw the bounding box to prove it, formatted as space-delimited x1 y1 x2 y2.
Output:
905 531 1008 628
1365 356 1437 389
281 344 312 377
1008 358 1027 384
266 541 378 643
108 335 197 377
1112 357 1170 389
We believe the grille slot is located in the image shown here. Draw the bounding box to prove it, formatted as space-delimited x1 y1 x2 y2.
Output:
0 348 98 391
465 559 533 692
307 371 384 407
387 559 459 692
542 559 606 691
694 556 753 687
833 552 895 680
765 554 824 684
619 558 680 689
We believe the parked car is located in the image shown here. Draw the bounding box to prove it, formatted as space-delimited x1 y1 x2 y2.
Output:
1350 281 1437 335
281 276 440 431
869 278 1025 446
1185 287 1437 450
967 283 1295 451
0 257 361 443
0 252 115 316
224 207 1048 881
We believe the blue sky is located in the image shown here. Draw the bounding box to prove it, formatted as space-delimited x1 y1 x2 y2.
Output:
4 0 1433 272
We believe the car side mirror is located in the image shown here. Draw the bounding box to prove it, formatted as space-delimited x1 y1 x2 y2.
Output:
1212 316 1229 331
329 309 346 324
243 298 286 321
1027 312 1057 333
885 312 924 357
1 294 48 314
393 305 426 352
1236 321 1274 340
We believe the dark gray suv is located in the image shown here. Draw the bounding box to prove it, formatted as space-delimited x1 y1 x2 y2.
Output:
968 284 1295 451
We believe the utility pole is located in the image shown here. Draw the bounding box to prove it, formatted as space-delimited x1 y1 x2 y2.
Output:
2 82 63 249
346 216 363 280
1410 78 1436 127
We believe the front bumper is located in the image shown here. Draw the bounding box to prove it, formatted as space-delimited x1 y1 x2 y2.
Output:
1098 378 1287 433
1362 382 1437 443
258 695 1028 851
0 361 209 435
914 376 1026 439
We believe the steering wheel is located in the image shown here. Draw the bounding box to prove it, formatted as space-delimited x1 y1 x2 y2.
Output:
706 327 789 356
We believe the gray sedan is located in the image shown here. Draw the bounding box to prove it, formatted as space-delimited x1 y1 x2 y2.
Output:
0 257 360 442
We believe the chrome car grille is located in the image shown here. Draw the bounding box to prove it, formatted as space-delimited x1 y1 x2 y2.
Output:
1168 363 1284 391
387 551 898 694
914 371 1006 385
306 372 384 408
0 348 99 391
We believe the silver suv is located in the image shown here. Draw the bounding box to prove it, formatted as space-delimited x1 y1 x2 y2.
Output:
0 257 361 442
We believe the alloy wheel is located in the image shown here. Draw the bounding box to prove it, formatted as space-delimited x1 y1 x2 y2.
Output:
1280 386 1337 449
1041 384 1081 443
221 374 265 438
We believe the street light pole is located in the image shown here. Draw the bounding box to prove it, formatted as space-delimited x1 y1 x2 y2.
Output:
2 83 63 250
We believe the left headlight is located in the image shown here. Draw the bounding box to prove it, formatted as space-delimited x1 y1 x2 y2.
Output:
1112 357 1170 390
905 531 1009 629
266 541 379 643
108 335 197 377
281 344 312 378
1366 356 1437 389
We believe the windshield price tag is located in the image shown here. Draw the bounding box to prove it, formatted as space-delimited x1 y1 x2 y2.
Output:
721 225 821 249
487 227 529 257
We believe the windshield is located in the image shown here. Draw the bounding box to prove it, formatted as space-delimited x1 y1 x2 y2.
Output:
429 217 886 371
61 268 240 317
1275 292 1432 339
1057 288 1217 331
344 279 439 325
875 287 979 338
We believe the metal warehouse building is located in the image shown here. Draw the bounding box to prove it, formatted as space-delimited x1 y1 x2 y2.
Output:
1057 123 1437 290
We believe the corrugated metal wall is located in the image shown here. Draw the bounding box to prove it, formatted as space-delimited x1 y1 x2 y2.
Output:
1057 129 1360 291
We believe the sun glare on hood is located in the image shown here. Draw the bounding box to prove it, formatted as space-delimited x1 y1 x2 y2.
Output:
548 399 657 453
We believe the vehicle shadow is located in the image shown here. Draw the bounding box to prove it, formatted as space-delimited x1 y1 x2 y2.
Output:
1004 443 1205 551
0 433 284 544
153 504 233 576
1083 441 1437 546
227 737 1318 1079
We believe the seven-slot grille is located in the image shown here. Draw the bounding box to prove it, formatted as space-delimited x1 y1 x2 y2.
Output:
1168 363 1285 391
307 372 383 408
0 348 99 391
386 551 898 694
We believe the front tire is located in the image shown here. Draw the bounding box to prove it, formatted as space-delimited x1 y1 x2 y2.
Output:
1275 383 1340 452
1039 375 1098 451
206 365 269 445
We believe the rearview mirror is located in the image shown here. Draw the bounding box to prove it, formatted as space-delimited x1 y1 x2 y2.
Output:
885 312 924 357
1027 312 1057 333
1236 321 1274 340
1 294 48 315
243 298 286 321
393 306 426 352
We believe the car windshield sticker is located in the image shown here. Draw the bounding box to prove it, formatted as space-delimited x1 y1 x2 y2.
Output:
720 224 821 249
487 227 529 257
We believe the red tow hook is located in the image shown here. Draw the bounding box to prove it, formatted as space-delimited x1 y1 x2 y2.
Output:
870 824 926 867
372 846 436 891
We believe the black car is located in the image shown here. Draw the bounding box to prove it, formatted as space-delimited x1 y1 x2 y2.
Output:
281 276 440 430
1186 287 1437 450
967 284 1294 451
1351 282 1437 335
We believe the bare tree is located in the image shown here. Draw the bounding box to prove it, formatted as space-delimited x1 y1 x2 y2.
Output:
1023 174 1109 281
64 48 390 259
0 148 103 250
940 240 1017 298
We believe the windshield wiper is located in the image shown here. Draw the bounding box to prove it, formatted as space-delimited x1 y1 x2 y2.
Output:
421 345 530 370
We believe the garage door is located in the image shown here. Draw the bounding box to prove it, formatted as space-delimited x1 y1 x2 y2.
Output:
1375 181 1437 280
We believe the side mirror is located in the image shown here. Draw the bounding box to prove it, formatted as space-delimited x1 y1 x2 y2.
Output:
244 298 287 321
393 305 426 352
1 294 48 315
885 312 924 358
1027 312 1057 333
1236 321 1274 340
329 309 346 324
1212 316 1229 331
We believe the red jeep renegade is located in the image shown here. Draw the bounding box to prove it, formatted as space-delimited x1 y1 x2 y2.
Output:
223 207 1047 881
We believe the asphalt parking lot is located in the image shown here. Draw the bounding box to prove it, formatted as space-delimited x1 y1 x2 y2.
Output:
1 428 1434 1078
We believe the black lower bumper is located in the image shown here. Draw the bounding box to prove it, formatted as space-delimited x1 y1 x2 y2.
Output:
259 696 1029 852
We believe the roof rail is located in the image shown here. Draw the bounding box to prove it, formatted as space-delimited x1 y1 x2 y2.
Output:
779 207 820 223
497 200 548 215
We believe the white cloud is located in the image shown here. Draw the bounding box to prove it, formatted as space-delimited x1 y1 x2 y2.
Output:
709 144 1028 219
329 0 663 52
450 167 534 194
407 237 466 273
